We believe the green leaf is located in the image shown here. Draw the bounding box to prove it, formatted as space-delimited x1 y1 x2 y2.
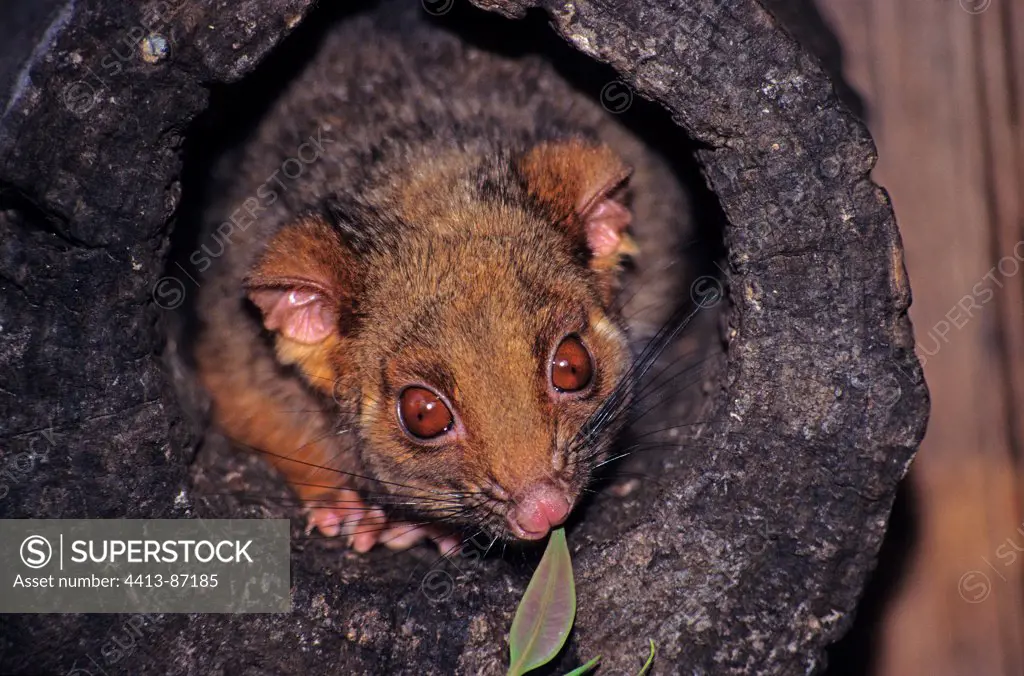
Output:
563 655 602 676
637 639 656 676
507 527 576 676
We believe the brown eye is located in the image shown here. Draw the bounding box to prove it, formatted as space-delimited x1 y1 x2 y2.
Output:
398 386 454 440
551 335 593 393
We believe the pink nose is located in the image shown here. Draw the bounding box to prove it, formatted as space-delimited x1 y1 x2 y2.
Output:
507 484 571 540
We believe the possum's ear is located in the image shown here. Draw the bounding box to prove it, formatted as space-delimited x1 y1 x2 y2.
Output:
244 215 360 346
516 139 636 268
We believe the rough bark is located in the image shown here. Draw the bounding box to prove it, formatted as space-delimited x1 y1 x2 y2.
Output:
0 0 927 674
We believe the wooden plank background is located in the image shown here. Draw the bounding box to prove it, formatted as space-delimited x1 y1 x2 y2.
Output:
815 0 1024 673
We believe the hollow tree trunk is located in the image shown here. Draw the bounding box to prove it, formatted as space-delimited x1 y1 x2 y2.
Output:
0 0 927 673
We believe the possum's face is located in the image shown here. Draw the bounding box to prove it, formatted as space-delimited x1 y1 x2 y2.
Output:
352 233 632 539
245 139 637 540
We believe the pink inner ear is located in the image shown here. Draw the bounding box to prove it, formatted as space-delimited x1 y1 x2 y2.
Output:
584 198 632 258
249 288 335 344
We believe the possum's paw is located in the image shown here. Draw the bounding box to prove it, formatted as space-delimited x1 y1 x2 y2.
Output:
304 491 460 555
303 489 386 552
378 521 463 556
344 506 391 553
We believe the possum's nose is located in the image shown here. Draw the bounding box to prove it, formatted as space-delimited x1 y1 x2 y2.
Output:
507 483 571 540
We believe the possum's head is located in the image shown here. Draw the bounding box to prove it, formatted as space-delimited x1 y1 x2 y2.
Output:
245 139 637 540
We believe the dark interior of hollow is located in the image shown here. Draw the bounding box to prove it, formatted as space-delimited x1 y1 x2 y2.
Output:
166 0 729 574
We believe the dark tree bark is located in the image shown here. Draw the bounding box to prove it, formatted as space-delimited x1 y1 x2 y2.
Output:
0 0 927 674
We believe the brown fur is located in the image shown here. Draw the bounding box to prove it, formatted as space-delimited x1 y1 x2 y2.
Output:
518 140 631 225
191 1 689 546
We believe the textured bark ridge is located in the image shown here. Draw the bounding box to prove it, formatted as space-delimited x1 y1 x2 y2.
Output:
0 0 927 674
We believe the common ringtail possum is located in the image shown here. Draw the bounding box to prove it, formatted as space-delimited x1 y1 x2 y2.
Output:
193 0 687 553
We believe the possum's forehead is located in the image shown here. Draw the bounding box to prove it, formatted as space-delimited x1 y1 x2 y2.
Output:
357 234 596 355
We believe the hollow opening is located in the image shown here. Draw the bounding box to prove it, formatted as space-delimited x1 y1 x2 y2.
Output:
162 0 730 580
